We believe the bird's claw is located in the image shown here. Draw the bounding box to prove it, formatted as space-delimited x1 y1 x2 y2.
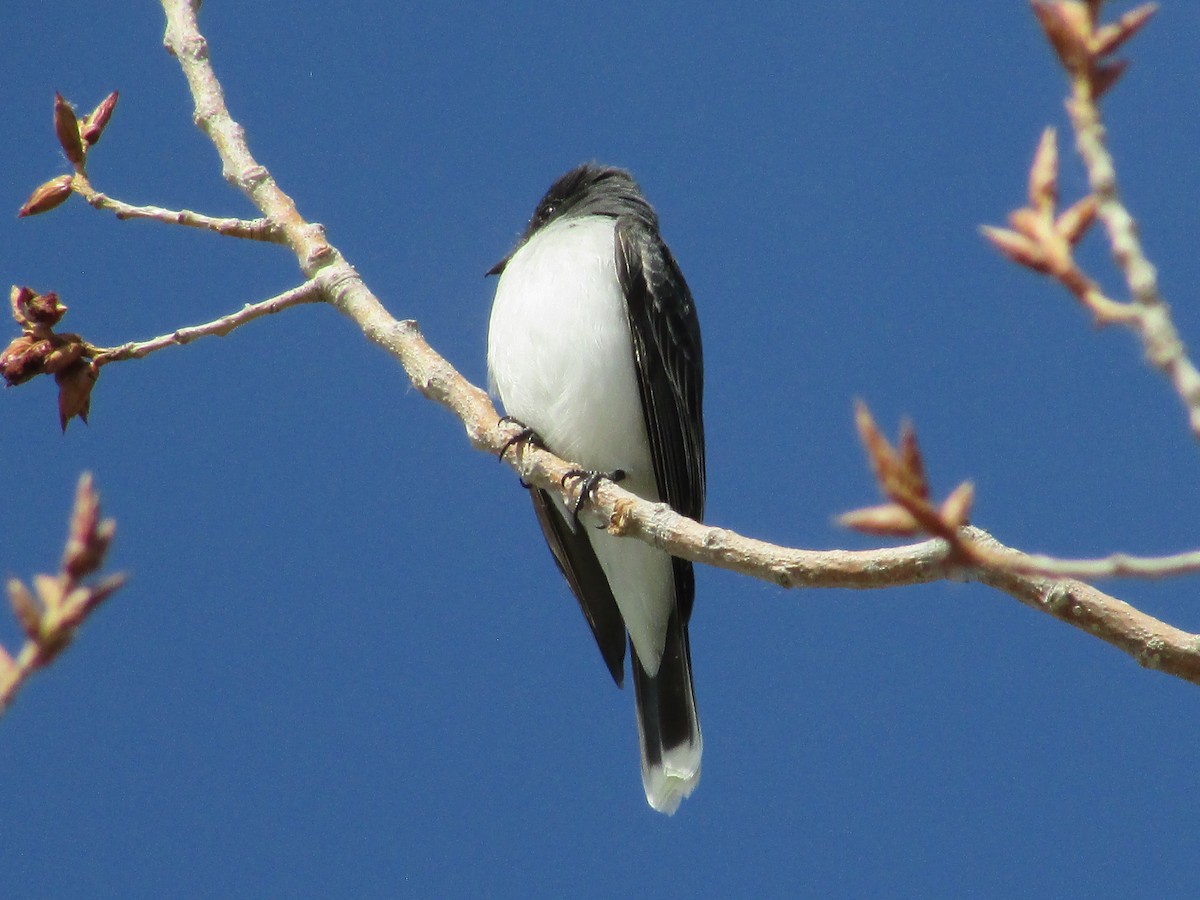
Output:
497 416 544 487
497 415 543 459
562 467 626 526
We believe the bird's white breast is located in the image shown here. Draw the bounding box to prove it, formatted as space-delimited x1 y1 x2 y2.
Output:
488 216 654 490
487 214 673 673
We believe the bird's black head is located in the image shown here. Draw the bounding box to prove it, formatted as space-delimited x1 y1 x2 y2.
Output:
488 163 657 276
526 164 657 235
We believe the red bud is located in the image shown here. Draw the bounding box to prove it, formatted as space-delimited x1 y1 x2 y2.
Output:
56 360 98 431
81 91 119 146
837 503 922 537
18 175 74 217
53 93 86 167
0 335 52 386
1091 60 1129 99
939 482 975 529
1028 128 1059 213
10 286 67 329
7 579 43 643
981 225 1050 274
1056 195 1098 246
1031 1 1093 73
1091 4 1158 58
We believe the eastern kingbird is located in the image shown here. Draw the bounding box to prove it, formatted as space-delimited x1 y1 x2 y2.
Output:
487 164 705 814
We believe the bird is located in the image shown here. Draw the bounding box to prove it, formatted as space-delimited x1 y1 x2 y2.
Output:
486 163 706 814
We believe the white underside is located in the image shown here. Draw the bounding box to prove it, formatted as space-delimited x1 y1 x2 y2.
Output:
487 215 673 675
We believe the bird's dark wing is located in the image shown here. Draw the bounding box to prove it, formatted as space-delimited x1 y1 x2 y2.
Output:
529 488 626 686
615 218 705 623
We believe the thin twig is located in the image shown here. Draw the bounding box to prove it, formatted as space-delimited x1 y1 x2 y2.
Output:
966 541 1200 581
71 171 284 242
90 278 324 365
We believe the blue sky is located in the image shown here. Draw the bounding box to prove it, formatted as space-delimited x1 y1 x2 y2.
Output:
5 2 1200 897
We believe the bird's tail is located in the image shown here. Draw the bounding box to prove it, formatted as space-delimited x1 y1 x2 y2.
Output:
632 609 702 814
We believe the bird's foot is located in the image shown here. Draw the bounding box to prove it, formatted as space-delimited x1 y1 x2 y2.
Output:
562 467 627 526
497 416 544 487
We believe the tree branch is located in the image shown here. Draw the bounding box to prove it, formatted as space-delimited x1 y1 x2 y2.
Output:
1065 70 1200 438
1018 3 1200 437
